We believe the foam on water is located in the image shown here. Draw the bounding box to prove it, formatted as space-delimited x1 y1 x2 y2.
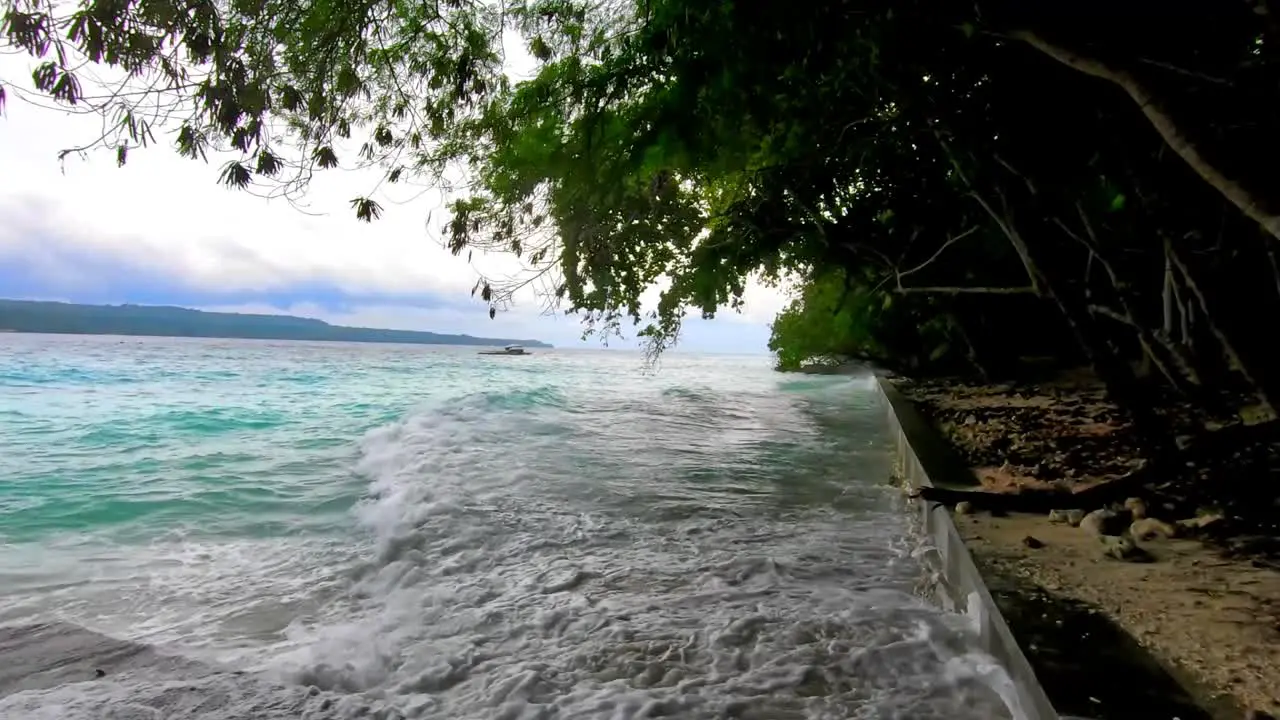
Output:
0 336 1021 719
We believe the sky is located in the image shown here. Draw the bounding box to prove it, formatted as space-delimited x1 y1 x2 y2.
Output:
0 46 789 354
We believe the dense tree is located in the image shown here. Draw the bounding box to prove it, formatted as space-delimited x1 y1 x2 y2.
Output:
5 0 1280 438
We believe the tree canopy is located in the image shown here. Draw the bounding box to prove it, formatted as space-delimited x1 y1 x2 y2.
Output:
5 0 1280 436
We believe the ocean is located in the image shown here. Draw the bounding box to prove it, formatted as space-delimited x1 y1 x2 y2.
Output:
0 334 1014 719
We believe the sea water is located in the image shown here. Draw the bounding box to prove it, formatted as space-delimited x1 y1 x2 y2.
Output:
0 334 1014 719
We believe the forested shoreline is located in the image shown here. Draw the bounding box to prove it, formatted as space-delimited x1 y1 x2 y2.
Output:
4 1 1279 500
0 299 553 347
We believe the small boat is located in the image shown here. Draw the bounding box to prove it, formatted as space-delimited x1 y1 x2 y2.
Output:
478 344 531 356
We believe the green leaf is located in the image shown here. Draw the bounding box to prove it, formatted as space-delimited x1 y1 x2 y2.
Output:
217 161 252 189
255 149 282 175
313 146 339 169
350 197 384 222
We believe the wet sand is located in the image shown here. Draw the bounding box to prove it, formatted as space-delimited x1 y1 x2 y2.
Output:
0 623 364 720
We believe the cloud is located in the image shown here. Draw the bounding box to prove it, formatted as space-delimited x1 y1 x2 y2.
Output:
0 51 786 355
0 215 471 312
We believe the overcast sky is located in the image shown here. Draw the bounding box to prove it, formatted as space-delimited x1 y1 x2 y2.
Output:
0 49 787 353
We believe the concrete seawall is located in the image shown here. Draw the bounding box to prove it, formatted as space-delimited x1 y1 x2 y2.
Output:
877 377 1061 720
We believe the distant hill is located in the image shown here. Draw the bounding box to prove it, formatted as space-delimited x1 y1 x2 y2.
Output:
0 299 552 348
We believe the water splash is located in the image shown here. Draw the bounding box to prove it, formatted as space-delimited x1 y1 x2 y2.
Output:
1 336 1016 718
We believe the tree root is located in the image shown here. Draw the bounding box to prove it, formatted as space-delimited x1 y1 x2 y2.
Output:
909 465 1153 514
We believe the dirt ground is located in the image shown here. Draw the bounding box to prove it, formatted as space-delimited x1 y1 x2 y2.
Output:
894 375 1280 719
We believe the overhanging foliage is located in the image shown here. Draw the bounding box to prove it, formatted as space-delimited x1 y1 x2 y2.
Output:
6 0 1280 431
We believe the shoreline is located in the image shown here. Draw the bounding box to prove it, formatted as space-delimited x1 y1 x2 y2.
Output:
892 374 1280 720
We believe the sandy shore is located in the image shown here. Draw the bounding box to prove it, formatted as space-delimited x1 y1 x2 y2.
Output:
894 375 1280 720
0 623 372 720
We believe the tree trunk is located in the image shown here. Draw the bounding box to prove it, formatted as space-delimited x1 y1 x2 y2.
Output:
1035 268 1171 449
1055 210 1202 393
1014 30 1280 243
950 315 992 381
1170 268 1192 346
1268 246 1280 303
939 136 1176 451
975 195 1175 449
1169 242 1280 412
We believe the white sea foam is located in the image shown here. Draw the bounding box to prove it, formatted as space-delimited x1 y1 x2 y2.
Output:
248 391 1016 718
1 343 1023 719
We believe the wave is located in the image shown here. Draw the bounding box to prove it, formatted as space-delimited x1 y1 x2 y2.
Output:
470 385 567 412
0 367 141 386
774 376 865 393
248 378 1018 719
272 371 330 385
659 386 717 403
150 408 291 435
1 347 1021 719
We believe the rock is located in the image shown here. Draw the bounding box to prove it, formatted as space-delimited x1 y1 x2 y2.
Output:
1123 497 1148 519
1176 512 1225 534
1080 508 1128 536
1130 517 1179 541
964 414 978 425
1101 534 1152 562
954 501 974 516
1239 403 1276 426
1049 508 1087 526
1023 535 1045 549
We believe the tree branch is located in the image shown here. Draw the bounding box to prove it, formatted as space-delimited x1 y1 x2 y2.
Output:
895 226 980 284
1013 29 1280 243
895 285 1037 295
1088 303 1134 326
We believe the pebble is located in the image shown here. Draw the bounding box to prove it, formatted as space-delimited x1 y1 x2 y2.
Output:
1101 534 1150 562
1123 497 1148 519
1081 508 1123 536
1130 517 1179 541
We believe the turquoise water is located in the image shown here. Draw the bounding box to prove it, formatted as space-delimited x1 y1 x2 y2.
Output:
0 334 1013 719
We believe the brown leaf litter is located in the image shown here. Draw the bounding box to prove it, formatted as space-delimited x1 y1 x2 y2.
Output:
894 374 1280 719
